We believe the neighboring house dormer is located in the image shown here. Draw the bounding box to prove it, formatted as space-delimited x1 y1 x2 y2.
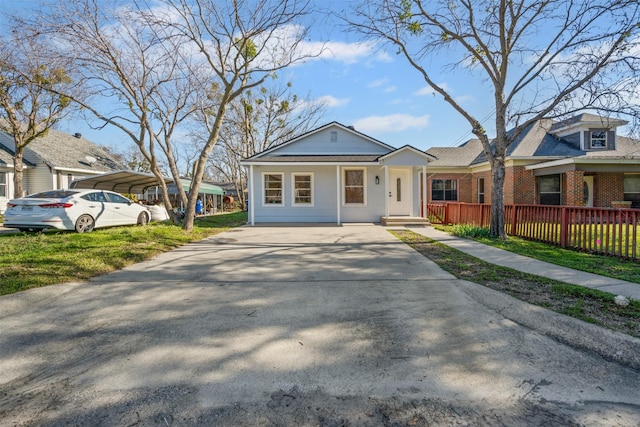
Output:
550 113 628 152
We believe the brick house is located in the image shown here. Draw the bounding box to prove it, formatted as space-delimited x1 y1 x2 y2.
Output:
425 114 640 208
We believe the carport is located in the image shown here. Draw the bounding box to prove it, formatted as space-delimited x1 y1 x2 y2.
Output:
71 170 224 214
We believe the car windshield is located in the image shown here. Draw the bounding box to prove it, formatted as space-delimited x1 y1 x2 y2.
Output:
26 190 79 199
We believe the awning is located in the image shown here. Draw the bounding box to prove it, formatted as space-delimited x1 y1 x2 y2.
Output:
71 170 223 195
178 179 224 195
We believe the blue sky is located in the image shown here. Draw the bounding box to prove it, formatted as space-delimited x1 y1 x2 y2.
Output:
1 0 496 152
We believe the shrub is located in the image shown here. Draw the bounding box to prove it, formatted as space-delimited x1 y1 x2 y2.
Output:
451 224 492 239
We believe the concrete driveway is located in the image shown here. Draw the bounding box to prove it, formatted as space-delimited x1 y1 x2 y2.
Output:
1 225 639 426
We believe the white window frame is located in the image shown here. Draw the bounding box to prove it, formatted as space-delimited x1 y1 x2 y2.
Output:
590 131 607 149
291 173 314 207
0 171 6 198
342 167 367 206
262 172 284 207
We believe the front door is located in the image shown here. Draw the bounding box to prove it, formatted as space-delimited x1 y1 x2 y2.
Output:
389 169 411 216
583 176 594 207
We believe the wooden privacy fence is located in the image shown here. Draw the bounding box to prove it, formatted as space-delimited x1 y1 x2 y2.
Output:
427 202 640 260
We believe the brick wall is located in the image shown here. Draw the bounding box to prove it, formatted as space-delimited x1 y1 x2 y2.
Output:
595 173 625 207
506 165 536 205
564 170 585 206
471 170 492 204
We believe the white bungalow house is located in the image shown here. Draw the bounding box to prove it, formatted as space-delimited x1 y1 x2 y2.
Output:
0 128 122 213
241 122 435 225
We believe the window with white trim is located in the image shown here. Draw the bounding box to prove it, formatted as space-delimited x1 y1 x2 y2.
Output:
263 173 284 205
292 173 313 206
344 168 365 204
590 131 607 149
0 172 6 198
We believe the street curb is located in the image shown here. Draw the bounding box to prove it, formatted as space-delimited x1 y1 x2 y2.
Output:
456 279 640 372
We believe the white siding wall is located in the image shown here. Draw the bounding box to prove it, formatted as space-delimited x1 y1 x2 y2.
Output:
273 128 390 156
250 164 387 223
28 165 56 195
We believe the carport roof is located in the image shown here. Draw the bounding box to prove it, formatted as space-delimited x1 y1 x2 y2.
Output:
71 170 223 195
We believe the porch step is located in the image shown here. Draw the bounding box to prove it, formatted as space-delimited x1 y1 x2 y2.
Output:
380 216 431 226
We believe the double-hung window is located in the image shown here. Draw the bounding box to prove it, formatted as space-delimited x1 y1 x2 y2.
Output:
590 131 607 149
263 173 283 205
344 169 365 204
431 179 457 201
292 173 313 206
538 174 561 205
0 172 6 198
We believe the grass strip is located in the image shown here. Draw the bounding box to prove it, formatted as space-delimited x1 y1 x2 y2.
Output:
389 229 640 338
442 224 640 284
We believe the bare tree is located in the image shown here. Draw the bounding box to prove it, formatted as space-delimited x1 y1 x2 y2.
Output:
349 0 640 237
0 27 76 198
40 0 207 221
156 0 320 231
208 81 325 209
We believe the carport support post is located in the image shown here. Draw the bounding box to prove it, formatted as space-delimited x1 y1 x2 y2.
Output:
336 166 341 225
250 165 255 226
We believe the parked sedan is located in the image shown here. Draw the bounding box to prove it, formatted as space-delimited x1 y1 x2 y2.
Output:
4 189 150 233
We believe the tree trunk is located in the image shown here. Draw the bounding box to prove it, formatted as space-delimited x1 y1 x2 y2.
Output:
12 149 25 198
489 156 507 239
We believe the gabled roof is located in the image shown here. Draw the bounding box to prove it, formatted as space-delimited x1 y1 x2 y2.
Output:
426 139 484 167
0 132 36 167
427 115 639 168
379 145 437 161
244 121 395 161
0 127 122 172
550 113 628 133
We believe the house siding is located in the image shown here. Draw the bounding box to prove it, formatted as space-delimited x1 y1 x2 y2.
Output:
563 132 581 150
272 128 390 156
250 165 389 223
28 165 56 195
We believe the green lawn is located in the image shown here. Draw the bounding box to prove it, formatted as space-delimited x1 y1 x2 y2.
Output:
0 211 247 296
443 224 640 284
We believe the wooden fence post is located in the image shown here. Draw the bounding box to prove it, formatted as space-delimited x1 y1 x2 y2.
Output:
560 207 569 248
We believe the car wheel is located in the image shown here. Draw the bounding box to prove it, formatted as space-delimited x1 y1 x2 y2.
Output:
137 212 149 226
75 214 95 233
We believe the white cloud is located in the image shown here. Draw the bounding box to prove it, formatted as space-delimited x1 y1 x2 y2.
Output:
367 78 388 88
455 95 475 104
316 95 350 108
298 38 393 65
353 114 430 133
383 86 397 93
415 83 450 96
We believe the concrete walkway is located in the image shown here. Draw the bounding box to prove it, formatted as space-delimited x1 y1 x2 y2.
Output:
405 226 640 300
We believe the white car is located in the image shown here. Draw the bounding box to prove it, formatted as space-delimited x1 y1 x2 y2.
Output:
4 189 150 233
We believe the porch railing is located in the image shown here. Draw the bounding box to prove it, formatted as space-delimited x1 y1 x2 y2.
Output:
428 202 640 260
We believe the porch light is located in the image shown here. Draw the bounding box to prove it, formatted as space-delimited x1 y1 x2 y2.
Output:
375 176 380 185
